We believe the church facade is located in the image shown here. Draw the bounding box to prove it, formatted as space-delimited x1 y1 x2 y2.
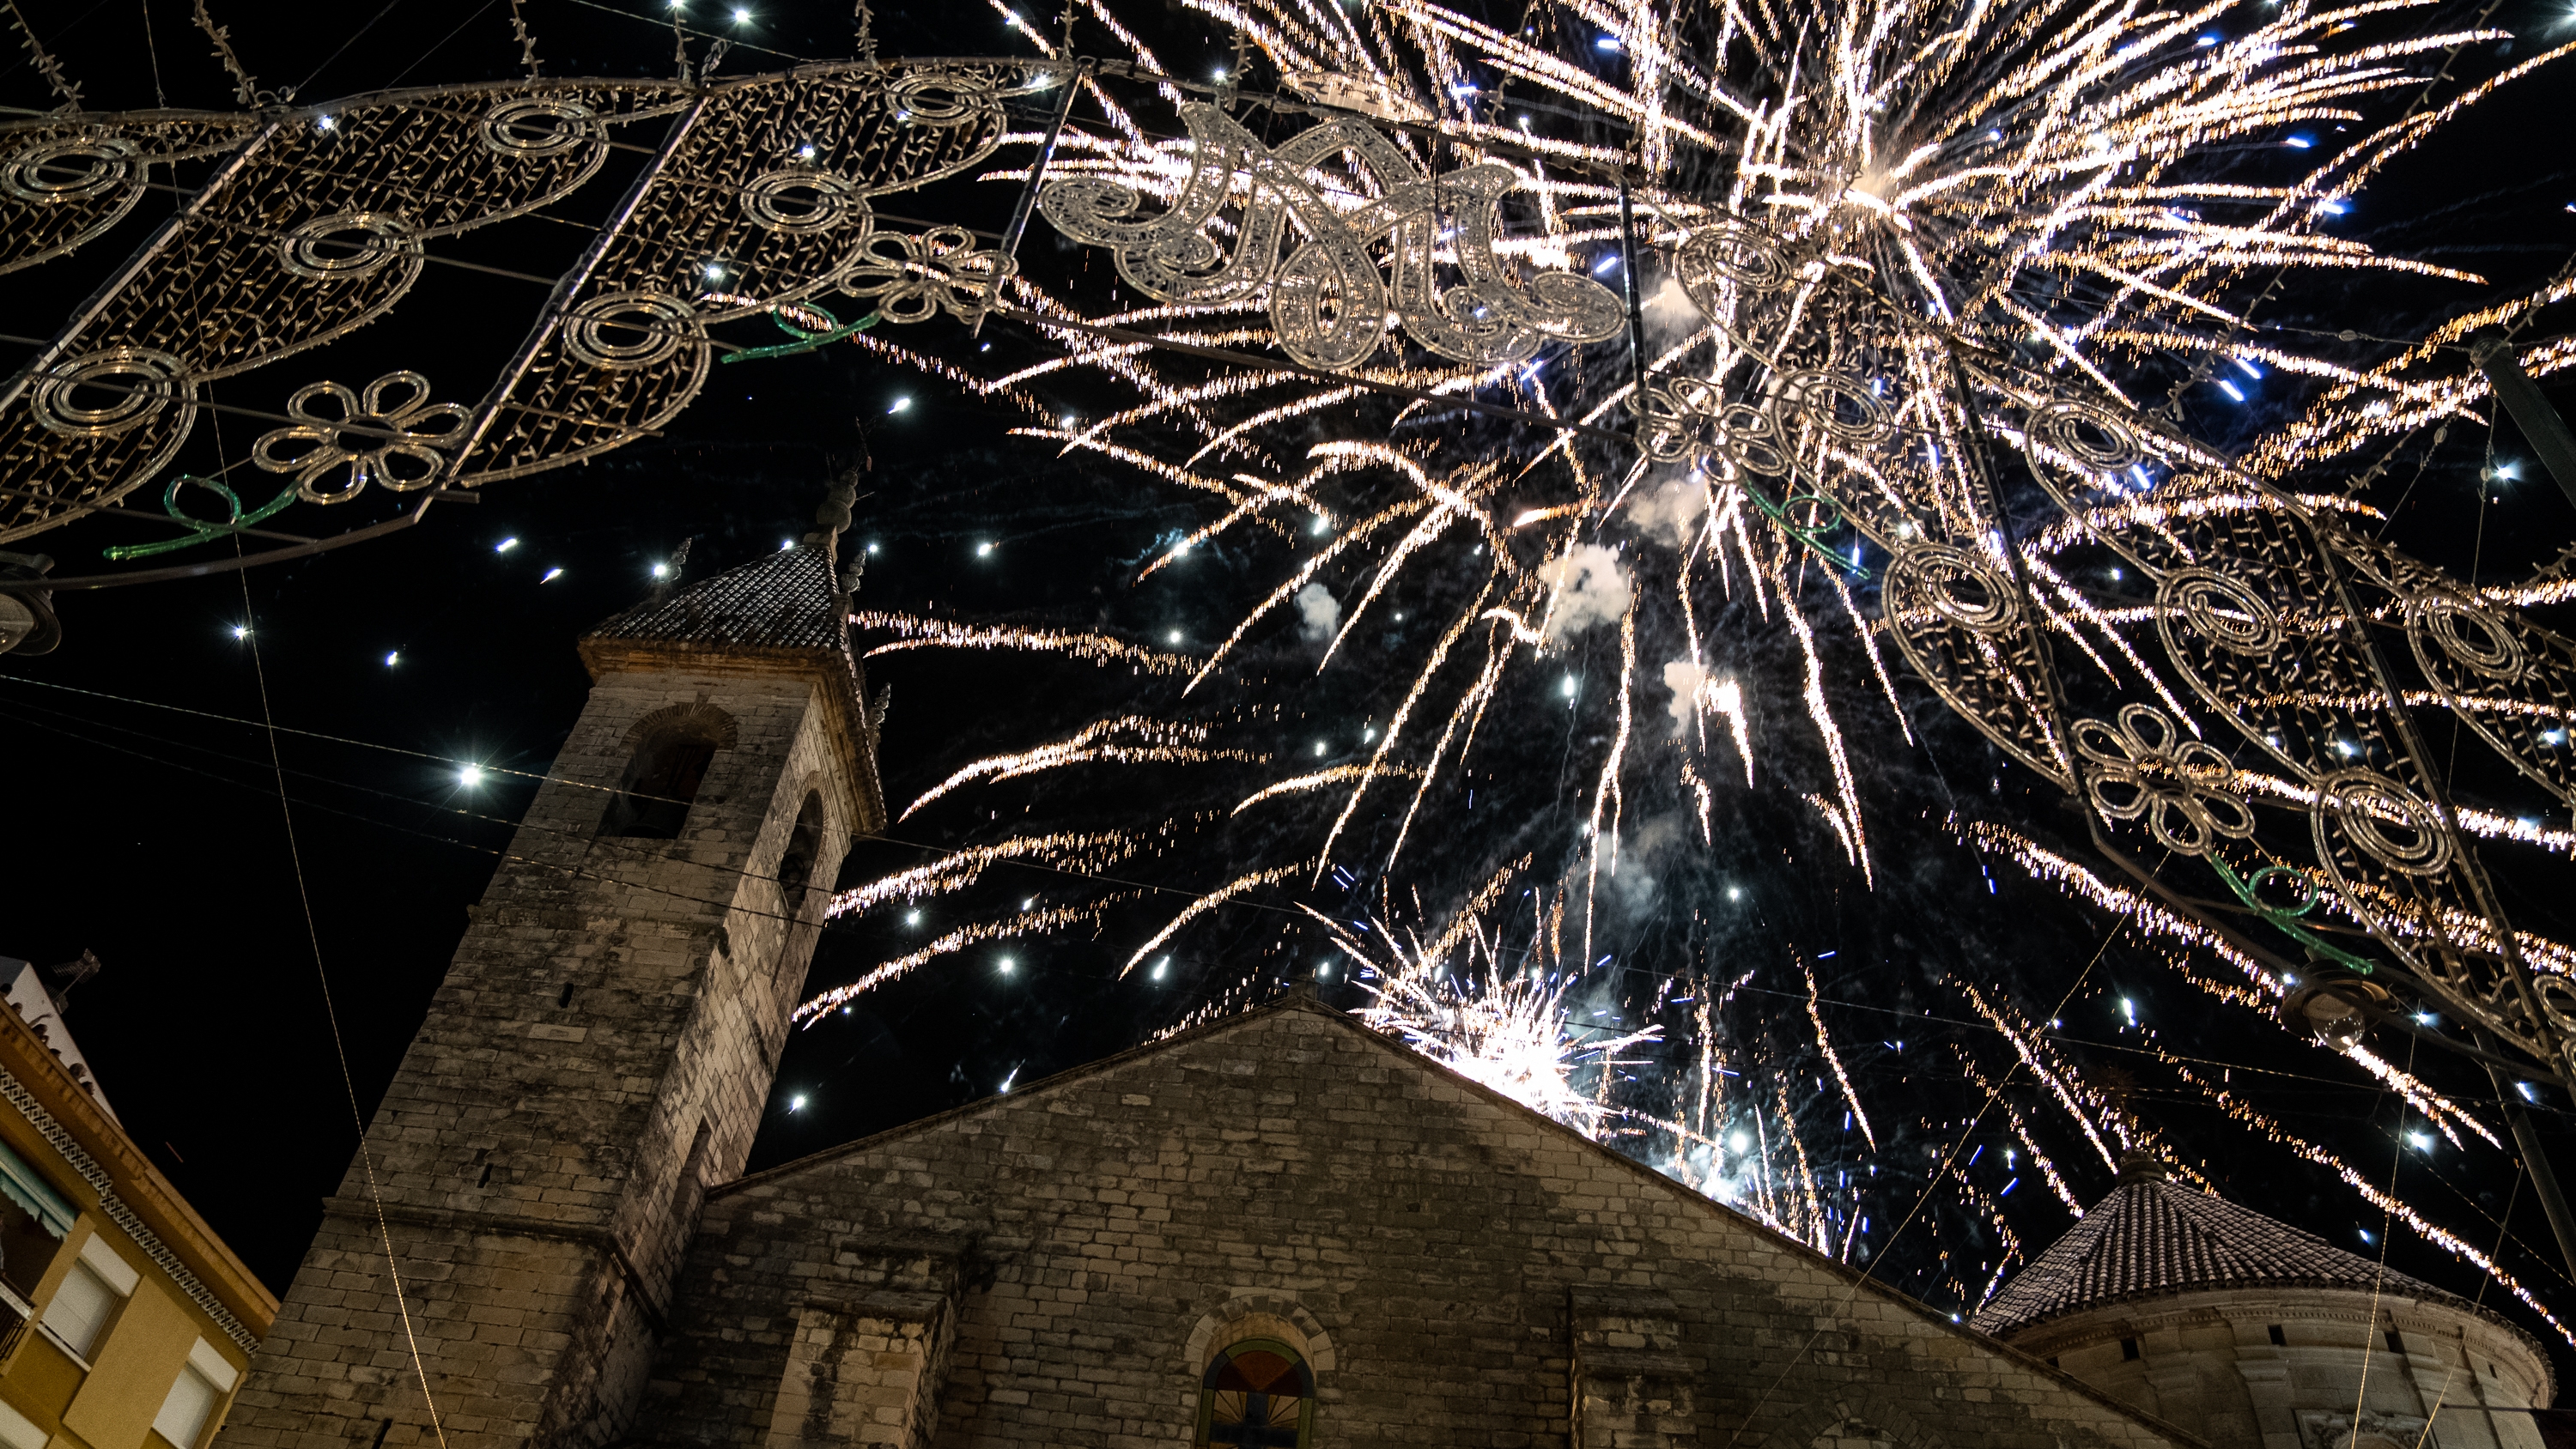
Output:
638 992 2216 1449
207 523 2556 1449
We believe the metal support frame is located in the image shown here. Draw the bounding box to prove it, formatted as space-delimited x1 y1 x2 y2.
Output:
2472 331 2576 512
442 95 714 485
2473 1025 2576 1279
1941 341 2576 1288
976 57 1092 335
1617 167 1650 444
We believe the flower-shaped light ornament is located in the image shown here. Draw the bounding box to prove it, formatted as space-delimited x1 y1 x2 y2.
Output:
839 227 1012 324
251 371 470 504
2070 703 2256 856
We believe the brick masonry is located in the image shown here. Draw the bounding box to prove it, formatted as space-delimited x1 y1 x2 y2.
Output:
216 661 863 1449
640 997 2205 1449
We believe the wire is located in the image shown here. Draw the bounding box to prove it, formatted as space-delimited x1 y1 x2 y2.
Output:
380 0 496 92
222 418 448 1442
295 0 409 98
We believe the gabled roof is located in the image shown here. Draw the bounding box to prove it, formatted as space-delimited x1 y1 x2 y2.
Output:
1972 1156 2485 1339
714 995 2221 1447
585 540 849 653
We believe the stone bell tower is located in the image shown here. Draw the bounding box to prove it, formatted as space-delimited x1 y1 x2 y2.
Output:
220 502 886 1449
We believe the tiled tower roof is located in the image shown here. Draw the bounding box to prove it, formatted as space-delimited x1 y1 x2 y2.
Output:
578 537 886 833
1972 1156 2479 1339
585 541 850 652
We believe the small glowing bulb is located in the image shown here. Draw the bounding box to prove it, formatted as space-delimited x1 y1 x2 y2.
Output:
780 539 793 551
1061 415 1078 428
1309 516 1327 536
2409 1131 2433 1149
495 537 519 553
385 651 400 667
1021 897 1034 911
1562 676 1577 697
1727 887 1741 900
999 956 1015 973
702 262 724 281
906 910 921 925
890 397 911 414
459 765 484 785
231 625 250 640
1729 1131 1751 1151
1313 741 1327 756
1152 957 1169 981
866 542 879 554
1168 630 1182 644
652 562 671 578
732 5 750 20
789 1094 806 1111
540 567 564 583
797 143 817 160
319 115 337 130
975 541 993 556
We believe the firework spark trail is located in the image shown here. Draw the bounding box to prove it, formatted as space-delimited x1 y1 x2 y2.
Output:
853 613 1200 673
1959 1058 2087 1216
1233 763 1423 815
788 0 2576 1326
2164 1053 2576 1348
1958 981 2120 1172
1120 863 1313 975
902 718 1264 818
827 832 1138 919
799 901 1128 1014
1803 955 1878 1149
2345 1045 2500 1151
1967 823 2278 991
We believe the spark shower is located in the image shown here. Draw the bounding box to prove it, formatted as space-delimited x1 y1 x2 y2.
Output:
4 0 2573 1326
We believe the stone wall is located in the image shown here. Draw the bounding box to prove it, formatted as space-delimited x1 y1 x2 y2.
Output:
2007 1289 2549 1449
643 998 2200 1449
218 667 856 1449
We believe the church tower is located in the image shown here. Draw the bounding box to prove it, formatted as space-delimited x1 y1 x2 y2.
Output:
218 510 885 1449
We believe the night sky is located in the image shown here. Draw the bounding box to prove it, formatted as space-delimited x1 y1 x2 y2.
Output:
4 0 2576 1376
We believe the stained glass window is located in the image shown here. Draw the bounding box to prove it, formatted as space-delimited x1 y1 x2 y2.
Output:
1194 1339 1314 1449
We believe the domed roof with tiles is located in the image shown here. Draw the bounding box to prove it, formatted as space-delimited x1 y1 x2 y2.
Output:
1971 1155 2484 1339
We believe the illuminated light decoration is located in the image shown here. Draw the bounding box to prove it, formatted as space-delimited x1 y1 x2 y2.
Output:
1036 104 1625 370
495 537 518 552
385 651 400 666
13 3 2557 1316
539 567 562 583
458 765 483 785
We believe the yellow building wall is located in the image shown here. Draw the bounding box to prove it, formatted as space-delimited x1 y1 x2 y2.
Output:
62 1274 198 1449
0 1221 252 1449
